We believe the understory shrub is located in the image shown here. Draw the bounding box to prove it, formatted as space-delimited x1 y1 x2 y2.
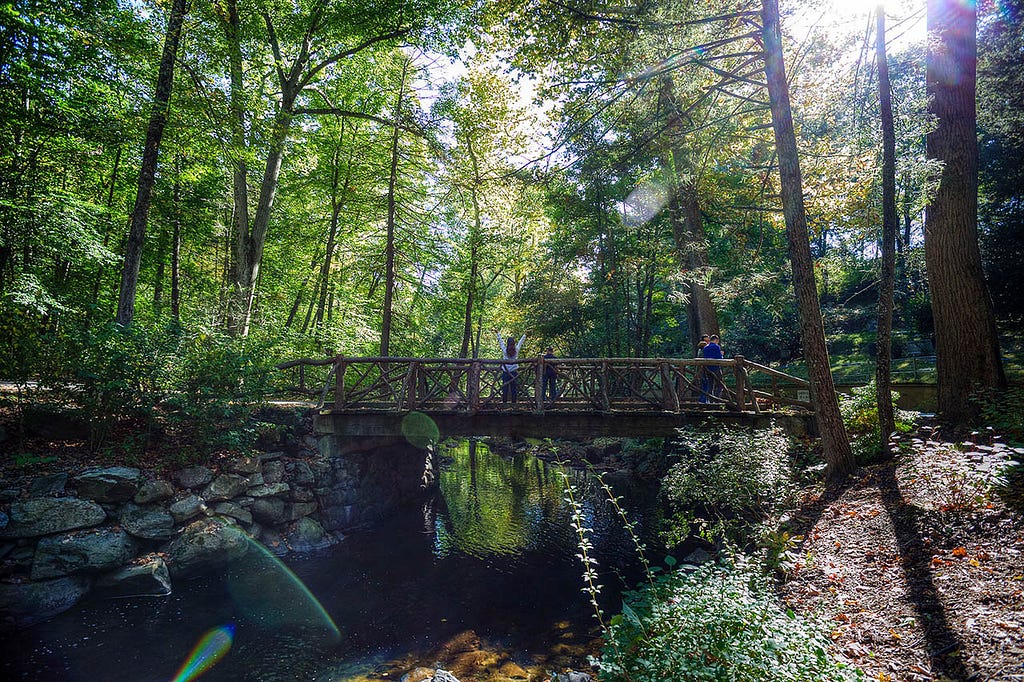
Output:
661 423 795 545
971 387 1024 444
72 324 167 450
597 559 860 682
162 331 273 459
839 380 917 463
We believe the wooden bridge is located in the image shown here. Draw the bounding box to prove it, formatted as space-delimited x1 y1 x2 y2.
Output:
277 356 815 439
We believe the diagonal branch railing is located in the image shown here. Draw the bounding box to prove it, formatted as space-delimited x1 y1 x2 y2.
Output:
277 355 812 414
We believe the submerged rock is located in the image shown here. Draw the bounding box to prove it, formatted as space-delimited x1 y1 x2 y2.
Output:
0 497 106 538
96 554 171 598
0 576 91 629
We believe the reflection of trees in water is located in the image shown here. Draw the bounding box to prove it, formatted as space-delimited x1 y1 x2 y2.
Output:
436 440 570 557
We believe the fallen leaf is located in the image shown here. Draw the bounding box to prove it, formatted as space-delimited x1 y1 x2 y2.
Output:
952 547 967 558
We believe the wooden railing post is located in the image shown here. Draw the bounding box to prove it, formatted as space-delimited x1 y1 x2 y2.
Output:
405 361 419 410
733 356 747 412
535 357 544 413
468 361 480 413
600 361 610 411
660 360 678 412
334 356 346 408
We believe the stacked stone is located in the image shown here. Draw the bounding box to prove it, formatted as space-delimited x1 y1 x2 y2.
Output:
0 453 340 629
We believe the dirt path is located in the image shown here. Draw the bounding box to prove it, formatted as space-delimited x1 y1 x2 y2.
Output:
781 432 1024 681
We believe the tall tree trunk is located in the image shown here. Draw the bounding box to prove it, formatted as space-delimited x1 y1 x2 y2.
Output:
924 0 1006 424
115 0 187 326
153 223 167 317
678 185 720 351
380 58 409 356
171 208 181 324
762 0 854 482
221 0 250 330
876 6 898 454
460 138 482 359
315 140 350 329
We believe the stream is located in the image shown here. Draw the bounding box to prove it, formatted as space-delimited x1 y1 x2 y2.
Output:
0 440 663 681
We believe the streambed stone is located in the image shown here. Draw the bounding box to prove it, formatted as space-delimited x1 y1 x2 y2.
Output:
31 527 135 580
0 497 106 538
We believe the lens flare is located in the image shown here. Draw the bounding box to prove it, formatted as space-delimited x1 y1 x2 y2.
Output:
170 625 234 682
401 411 440 448
622 180 670 226
225 535 341 645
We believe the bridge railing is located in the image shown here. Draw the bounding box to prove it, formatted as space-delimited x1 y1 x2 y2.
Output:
276 356 812 413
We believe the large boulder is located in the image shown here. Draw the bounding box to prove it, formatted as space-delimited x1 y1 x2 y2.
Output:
0 497 106 538
228 456 261 475
134 480 175 504
262 460 284 484
0 576 91 629
289 461 315 485
248 482 289 498
96 554 171 598
31 527 135 580
164 517 250 578
212 502 252 526
174 466 214 489
73 467 142 503
202 474 249 502
120 504 176 540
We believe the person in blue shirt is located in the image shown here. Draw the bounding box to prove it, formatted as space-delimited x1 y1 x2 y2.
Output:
701 334 724 402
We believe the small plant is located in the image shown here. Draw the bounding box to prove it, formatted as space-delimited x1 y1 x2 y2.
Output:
839 380 917 463
971 387 1024 444
595 557 861 682
660 423 796 546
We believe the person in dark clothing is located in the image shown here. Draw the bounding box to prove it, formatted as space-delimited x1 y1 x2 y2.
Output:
542 346 558 402
701 334 724 402
696 334 711 401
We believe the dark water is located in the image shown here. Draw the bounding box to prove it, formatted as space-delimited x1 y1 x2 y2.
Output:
1 441 661 681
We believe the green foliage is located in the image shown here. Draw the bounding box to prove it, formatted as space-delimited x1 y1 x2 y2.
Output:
971 387 1024 444
162 331 273 460
596 559 860 682
73 324 166 450
660 424 795 545
839 381 917 462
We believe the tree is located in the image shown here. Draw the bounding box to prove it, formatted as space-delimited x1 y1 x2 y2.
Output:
875 5 897 454
116 0 188 327
761 0 853 482
924 0 1006 425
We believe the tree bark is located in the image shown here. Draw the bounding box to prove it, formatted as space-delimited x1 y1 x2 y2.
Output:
380 57 409 356
115 0 187 327
460 137 483 359
924 0 1006 424
875 6 898 454
762 0 854 482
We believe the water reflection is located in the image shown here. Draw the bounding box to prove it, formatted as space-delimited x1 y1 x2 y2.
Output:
0 439 660 682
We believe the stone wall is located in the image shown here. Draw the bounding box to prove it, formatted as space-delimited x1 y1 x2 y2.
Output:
0 409 434 629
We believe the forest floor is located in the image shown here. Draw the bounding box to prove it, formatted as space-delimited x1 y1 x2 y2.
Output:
780 427 1024 682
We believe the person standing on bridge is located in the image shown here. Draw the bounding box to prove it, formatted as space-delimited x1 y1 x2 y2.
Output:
701 334 724 403
542 346 558 403
494 329 527 403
